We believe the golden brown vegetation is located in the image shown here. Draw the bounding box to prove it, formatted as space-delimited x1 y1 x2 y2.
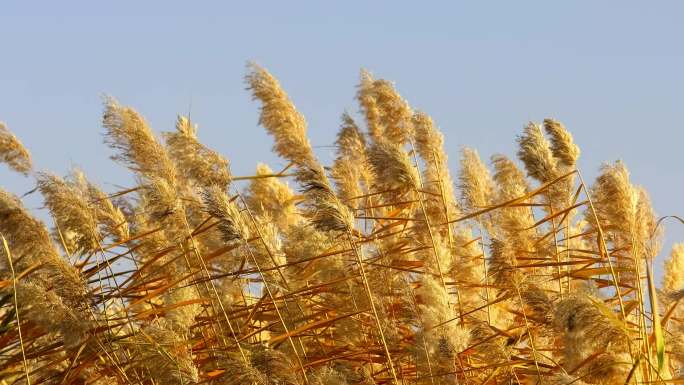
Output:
0 65 682 385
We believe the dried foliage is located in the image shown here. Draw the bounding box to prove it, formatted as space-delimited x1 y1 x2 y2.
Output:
0 65 681 385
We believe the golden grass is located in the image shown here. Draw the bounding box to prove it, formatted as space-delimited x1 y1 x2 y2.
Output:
0 65 682 385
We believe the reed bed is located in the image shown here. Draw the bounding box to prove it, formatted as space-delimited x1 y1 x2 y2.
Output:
0 65 682 385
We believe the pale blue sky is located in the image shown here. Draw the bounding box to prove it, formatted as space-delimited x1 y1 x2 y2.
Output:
1 1 683 269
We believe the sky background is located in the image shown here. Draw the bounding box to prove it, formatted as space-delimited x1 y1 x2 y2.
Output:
1 1 683 275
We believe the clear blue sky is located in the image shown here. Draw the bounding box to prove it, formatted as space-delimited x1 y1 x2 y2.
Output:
2 1 683 270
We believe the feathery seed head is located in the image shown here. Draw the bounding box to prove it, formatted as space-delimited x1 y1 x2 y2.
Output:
0 188 59 269
586 161 640 243
245 163 299 228
246 63 315 166
143 176 183 232
332 113 371 203
164 285 202 332
516 122 558 182
296 165 354 232
71 169 130 242
0 188 92 312
137 319 199 384
491 154 529 201
553 292 630 372
201 185 249 242
331 156 364 204
37 172 101 255
1 66 680 385
490 154 537 238
15 281 92 351
336 112 367 159
249 344 298 385
664 243 684 294
413 112 443 159
357 69 383 140
164 115 231 188
310 367 349 385
459 147 494 212
489 238 523 287
356 69 414 145
413 111 460 223
543 118 580 168
102 96 176 183
219 353 269 385
0 122 32 175
368 140 419 193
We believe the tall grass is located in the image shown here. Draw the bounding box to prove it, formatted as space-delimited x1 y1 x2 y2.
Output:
0 65 682 385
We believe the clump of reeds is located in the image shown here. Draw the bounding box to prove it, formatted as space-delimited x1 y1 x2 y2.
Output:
0 64 682 385
0 122 32 175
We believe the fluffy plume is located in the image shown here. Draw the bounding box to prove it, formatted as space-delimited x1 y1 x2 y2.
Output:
310 367 349 385
518 120 579 220
356 69 413 145
451 226 486 313
246 63 315 166
416 275 470 350
0 188 61 270
412 112 444 162
516 122 558 183
219 353 269 385
163 284 203 332
413 111 459 222
459 147 494 212
336 112 367 159
331 156 363 205
201 185 250 242
543 118 580 168
586 162 639 246
103 97 176 183
357 69 383 140
247 65 352 234
15 281 92 350
0 189 93 352
136 319 199 385
296 165 354 232
416 276 470 385
37 172 101 254
164 115 231 188
664 243 684 294
249 344 298 385
332 113 371 203
489 238 523 287
71 169 130 243
368 140 419 193
553 290 631 383
142 176 184 239
282 221 332 268
491 154 529 201
245 163 299 228
103 99 188 247
491 154 536 240
0 188 90 305
0 121 32 175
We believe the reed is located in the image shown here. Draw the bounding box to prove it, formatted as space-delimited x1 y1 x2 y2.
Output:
0 65 681 385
